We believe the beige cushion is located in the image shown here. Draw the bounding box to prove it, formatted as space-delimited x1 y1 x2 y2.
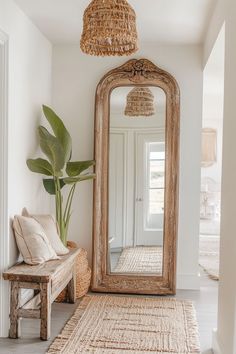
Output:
13 216 59 265
22 208 69 256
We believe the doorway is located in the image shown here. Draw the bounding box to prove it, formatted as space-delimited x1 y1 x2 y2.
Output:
199 26 225 282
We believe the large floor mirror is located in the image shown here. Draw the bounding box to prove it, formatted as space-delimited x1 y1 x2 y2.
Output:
92 59 180 295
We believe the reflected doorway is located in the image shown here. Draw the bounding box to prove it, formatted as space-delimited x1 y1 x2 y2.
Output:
135 135 165 246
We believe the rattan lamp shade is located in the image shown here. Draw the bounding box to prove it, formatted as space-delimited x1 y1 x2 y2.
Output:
80 0 138 56
201 128 217 167
125 87 155 117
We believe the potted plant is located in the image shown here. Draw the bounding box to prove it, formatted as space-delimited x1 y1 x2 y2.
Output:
27 105 95 245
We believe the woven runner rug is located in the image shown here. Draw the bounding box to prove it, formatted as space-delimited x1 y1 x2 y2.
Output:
114 246 163 274
47 295 200 354
199 235 220 280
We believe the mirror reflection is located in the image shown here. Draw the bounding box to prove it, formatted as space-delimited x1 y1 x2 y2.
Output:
108 86 166 276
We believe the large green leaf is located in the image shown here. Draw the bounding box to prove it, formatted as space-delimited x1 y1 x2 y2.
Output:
43 178 66 195
63 173 96 184
38 126 64 175
26 158 53 176
43 105 72 163
66 160 95 177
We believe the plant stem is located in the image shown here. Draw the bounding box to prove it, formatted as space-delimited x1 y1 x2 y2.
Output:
64 183 76 230
54 177 59 222
55 177 65 244
64 184 75 222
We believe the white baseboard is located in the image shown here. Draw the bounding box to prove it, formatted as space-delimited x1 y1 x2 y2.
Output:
177 272 200 290
212 329 221 354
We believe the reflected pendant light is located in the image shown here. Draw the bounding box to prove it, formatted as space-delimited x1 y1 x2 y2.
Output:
80 0 138 56
124 87 155 117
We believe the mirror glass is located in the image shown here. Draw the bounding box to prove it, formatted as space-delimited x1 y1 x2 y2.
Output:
108 86 166 276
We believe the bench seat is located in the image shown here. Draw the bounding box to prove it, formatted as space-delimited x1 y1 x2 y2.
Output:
3 248 81 340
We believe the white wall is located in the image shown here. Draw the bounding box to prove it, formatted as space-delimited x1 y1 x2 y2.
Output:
217 3 236 350
214 1 236 352
52 43 203 290
0 0 52 337
205 0 236 353
203 0 225 67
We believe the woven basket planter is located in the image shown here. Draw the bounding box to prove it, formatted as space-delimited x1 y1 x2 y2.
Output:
55 241 91 302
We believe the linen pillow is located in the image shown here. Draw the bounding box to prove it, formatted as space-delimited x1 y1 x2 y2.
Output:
22 208 69 256
13 215 59 265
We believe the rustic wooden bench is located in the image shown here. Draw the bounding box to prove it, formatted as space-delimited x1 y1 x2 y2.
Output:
3 248 81 341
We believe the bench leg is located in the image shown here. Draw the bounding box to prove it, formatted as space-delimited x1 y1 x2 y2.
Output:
67 266 76 303
40 282 51 340
9 282 21 339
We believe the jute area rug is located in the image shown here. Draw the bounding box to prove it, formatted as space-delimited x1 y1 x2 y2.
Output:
114 246 163 275
199 235 220 281
47 295 200 354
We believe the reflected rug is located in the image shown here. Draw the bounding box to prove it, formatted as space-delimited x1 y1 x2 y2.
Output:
114 246 163 274
199 235 220 281
47 295 200 354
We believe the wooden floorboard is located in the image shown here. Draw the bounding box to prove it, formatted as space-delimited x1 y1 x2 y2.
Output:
0 270 218 354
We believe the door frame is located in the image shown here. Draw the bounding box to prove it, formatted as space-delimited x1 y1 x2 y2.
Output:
0 29 9 337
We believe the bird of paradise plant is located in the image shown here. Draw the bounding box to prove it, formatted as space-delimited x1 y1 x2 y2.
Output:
27 105 95 245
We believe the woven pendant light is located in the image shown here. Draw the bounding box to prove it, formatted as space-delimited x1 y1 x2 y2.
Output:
125 87 155 117
80 0 138 56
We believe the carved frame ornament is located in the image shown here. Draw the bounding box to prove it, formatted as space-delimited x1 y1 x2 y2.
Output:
92 59 180 295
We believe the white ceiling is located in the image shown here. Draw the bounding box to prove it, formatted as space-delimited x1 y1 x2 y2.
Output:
14 0 216 45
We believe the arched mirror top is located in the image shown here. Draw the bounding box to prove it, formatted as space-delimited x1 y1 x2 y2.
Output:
96 58 180 100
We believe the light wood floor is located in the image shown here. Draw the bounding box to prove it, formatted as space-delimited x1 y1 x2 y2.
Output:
0 271 218 354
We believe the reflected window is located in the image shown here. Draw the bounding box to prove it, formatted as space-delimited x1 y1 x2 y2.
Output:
145 142 165 230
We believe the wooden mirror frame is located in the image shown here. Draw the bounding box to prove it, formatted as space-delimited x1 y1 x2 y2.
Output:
92 59 180 295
